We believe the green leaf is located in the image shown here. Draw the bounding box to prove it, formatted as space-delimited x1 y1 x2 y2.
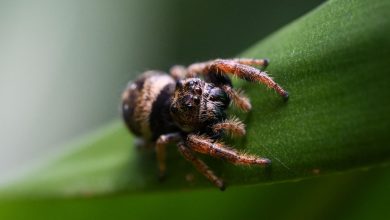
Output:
2 0 389 198
1 166 389 220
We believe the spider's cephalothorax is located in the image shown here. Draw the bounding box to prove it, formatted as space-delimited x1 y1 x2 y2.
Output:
170 78 230 133
121 58 288 190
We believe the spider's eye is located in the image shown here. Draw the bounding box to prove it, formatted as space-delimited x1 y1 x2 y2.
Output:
186 103 193 108
183 102 193 111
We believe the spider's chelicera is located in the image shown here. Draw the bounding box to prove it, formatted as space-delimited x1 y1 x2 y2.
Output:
121 58 288 190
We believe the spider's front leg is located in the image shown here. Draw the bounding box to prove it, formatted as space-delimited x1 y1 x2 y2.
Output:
189 59 289 100
178 142 225 190
187 58 270 76
186 134 271 166
230 58 269 68
155 132 182 180
173 58 269 80
208 59 289 100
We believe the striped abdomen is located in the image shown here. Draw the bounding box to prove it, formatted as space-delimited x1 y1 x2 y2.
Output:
121 71 179 141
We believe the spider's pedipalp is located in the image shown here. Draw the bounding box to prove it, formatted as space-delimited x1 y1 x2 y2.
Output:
221 85 251 112
178 142 225 190
212 117 246 137
186 134 271 166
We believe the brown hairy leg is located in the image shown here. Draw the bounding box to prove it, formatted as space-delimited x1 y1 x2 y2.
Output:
169 65 187 80
187 59 288 100
186 134 271 166
178 142 225 190
155 132 182 179
187 58 269 76
212 117 246 137
221 85 251 111
230 58 269 67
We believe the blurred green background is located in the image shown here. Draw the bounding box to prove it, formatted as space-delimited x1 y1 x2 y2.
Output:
2 0 389 219
0 0 324 184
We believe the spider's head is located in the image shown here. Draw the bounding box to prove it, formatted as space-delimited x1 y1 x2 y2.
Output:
170 78 229 132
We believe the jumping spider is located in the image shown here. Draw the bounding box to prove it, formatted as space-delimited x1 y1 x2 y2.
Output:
121 58 288 190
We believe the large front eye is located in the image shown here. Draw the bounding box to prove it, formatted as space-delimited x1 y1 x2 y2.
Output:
185 103 193 109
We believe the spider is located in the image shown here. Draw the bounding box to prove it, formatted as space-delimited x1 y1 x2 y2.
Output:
121 58 288 190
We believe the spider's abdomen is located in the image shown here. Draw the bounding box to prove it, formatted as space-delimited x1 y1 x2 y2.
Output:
121 71 178 141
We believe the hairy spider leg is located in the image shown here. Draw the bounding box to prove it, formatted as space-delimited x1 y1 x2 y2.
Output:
186 134 271 166
230 58 269 67
187 58 270 75
169 65 187 80
173 58 269 80
155 132 182 179
209 60 289 100
188 59 288 100
178 142 225 190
